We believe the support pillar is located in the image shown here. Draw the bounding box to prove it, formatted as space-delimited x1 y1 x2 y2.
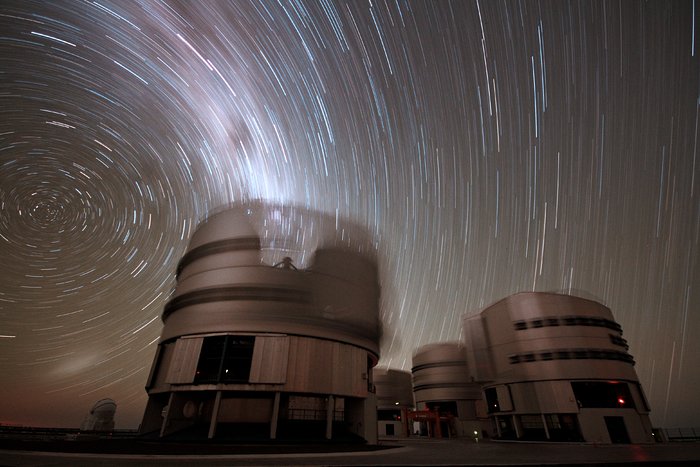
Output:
159 393 175 438
208 391 222 439
541 413 551 440
326 395 335 440
513 415 522 439
270 392 281 440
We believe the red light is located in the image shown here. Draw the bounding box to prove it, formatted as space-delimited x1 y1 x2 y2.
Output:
618 398 625 405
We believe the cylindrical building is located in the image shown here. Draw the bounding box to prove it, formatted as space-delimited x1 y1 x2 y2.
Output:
373 368 414 438
463 292 653 444
140 203 380 443
410 342 483 438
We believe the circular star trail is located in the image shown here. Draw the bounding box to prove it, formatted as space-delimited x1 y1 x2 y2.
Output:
0 1 698 429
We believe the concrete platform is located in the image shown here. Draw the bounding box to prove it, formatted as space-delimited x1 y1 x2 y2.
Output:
2 437 700 466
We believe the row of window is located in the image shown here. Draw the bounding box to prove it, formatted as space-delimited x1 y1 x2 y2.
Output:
513 316 622 333
609 334 629 350
486 381 640 414
508 348 634 365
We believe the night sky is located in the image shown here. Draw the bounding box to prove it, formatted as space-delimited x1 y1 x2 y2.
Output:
1 0 698 430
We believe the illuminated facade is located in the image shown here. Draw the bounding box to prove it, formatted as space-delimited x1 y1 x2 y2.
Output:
410 342 484 438
463 292 653 444
140 203 380 443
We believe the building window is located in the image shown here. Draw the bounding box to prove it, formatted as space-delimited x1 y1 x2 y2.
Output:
514 315 622 333
610 334 629 349
506 348 634 365
563 317 577 326
194 335 255 383
485 388 500 413
571 381 636 409
221 336 255 382
427 400 458 417
195 335 226 383
378 409 402 421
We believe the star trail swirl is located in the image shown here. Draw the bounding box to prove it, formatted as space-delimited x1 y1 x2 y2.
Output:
0 1 698 429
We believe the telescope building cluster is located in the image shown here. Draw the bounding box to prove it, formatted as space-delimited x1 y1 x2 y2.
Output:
139 203 653 445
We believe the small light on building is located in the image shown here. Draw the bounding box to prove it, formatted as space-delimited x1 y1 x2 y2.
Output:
618 397 625 405
395 401 400 405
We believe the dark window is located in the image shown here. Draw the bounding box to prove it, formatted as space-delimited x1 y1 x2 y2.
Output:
485 388 500 413
531 319 544 328
221 336 255 382
385 424 395 436
507 349 634 365
427 400 458 417
571 381 636 409
514 321 528 330
195 335 255 384
378 409 401 421
546 318 560 326
563 317 577 326
195 335 226 383
610 334 629 349
590 318 605 327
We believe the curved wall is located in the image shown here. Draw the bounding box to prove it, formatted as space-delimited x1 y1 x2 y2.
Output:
463 292 652 444
141 203 381 442
465 292 638 384
162 203 380 355
412 342 482 403
373 368 414 408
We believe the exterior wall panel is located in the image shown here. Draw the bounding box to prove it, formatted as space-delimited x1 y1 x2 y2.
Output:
166 337 203 384
249 335 289 384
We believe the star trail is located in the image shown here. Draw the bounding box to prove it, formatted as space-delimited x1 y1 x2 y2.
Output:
0 0 698 429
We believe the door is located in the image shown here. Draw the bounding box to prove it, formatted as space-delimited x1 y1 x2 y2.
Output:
604 416 631 444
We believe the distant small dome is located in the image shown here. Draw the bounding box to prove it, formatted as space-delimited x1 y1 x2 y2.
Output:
91 398 116 414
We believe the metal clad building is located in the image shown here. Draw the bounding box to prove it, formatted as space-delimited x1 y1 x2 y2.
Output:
463 292 653 444
411 343 484 438
374 368 414 438
140 203 380 443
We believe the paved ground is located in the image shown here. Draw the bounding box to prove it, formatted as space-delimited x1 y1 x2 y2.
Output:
2 438 700 466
